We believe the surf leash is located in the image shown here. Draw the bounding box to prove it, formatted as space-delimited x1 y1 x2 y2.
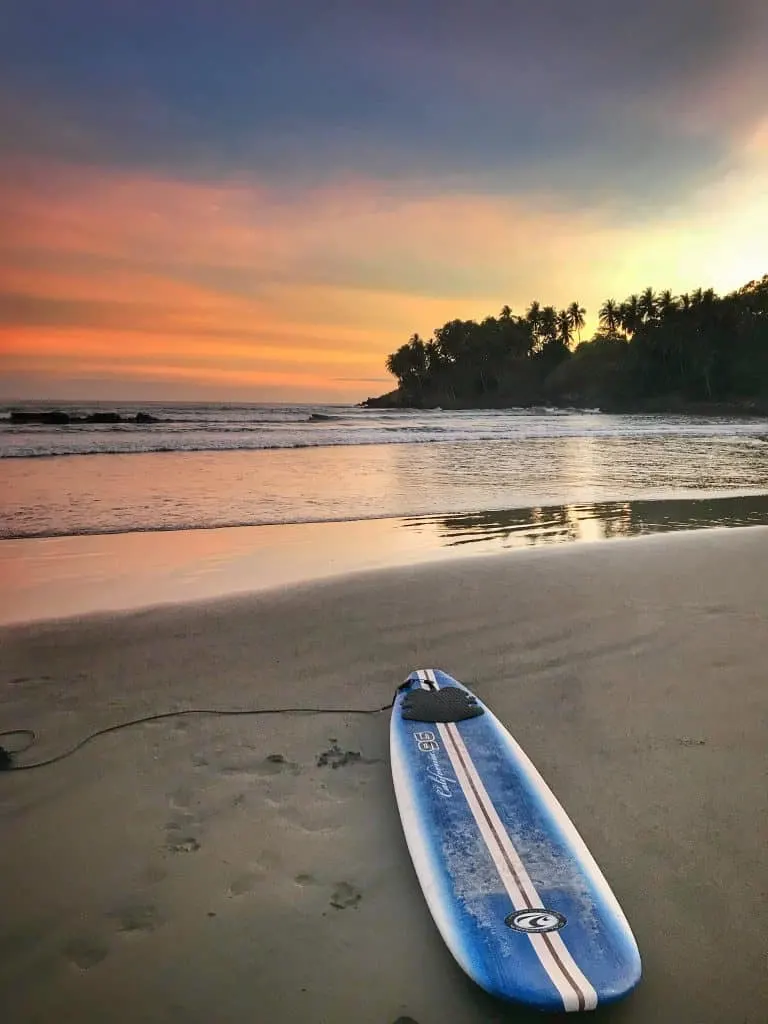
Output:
0 697 396 772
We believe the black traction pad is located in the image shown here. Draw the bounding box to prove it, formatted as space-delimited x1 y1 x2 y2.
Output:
401 687 484 723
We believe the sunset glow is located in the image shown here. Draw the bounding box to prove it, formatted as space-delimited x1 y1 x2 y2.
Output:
1 1 766 402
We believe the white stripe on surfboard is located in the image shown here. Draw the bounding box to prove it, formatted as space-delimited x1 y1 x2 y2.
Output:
419 669 598 1012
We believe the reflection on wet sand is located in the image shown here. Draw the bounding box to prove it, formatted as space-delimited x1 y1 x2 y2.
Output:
402 494 768 550
4 494 768 626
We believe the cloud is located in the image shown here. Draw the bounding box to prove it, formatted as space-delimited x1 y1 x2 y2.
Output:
1 1 765 210
1 106 765 403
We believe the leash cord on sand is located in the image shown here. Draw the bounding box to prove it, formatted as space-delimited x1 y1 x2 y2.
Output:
0 698 396 772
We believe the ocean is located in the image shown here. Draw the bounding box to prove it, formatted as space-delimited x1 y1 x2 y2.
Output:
3 400 768 540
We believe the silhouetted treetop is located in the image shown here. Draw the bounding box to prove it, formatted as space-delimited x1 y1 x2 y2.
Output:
370 275 768 411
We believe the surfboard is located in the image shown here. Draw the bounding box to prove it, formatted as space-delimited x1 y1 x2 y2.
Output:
390 669 641 1012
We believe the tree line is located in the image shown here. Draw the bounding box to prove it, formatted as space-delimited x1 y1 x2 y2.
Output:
374 275 768 410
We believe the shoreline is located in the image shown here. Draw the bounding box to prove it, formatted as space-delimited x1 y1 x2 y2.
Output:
2 527 767 1022
362 390 768 417
4 494 768 626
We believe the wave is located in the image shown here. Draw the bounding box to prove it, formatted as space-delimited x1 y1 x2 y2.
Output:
2 404 767 459
2 430 764 458
0 433 498 457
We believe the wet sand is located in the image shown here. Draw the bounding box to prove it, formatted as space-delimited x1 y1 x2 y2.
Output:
7 493 768 628
2 527 767 1022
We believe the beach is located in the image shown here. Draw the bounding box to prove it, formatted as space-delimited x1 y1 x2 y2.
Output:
5 1 768 1018
3 526 767 1023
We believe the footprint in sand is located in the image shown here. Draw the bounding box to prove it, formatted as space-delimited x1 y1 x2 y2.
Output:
165 834 201 853
164 819 201 853
108 902 164 934
316 739 382 770
164 811 202 853
62 935 109 970
294 873 318 887
256 753 300 776
330 881 362 910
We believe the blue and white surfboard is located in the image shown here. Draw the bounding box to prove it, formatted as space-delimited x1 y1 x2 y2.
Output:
390 669 641 1012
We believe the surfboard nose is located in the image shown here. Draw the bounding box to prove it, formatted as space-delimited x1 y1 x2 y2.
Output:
400 669 431 690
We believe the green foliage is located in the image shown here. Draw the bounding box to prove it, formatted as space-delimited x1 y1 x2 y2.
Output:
545 334 632 407
380 276 768 409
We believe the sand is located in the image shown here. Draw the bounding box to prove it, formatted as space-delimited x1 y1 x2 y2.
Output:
2 527 767 1023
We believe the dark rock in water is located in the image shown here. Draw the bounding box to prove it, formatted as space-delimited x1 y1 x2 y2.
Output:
85 412 122 424
308 412 335 421
10 410 71 424
9 408 163 425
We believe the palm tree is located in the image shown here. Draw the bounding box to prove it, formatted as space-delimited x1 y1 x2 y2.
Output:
539 305 558 345
557 310 574 347
599 298 621 335
620 294 642 336
525 300 542 336
639 286 658 323
657 289 678 320
567 301 586 341
499 306 533 358
679 292 692 311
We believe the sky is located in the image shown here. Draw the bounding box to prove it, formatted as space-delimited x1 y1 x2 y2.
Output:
1 1 766 403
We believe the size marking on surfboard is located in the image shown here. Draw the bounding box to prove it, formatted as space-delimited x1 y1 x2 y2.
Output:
413 730 457 798
414 730 439 751
506 910 567 934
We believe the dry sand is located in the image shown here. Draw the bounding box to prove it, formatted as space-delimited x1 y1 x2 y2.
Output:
2 527 767 1023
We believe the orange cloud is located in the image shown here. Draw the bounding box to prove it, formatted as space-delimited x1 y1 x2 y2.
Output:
1 153 766 401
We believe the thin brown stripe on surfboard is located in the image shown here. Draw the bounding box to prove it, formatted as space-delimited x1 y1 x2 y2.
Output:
541 933 587 1012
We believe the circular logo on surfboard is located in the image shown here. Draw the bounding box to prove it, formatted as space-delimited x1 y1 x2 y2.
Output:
506 909 567 933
